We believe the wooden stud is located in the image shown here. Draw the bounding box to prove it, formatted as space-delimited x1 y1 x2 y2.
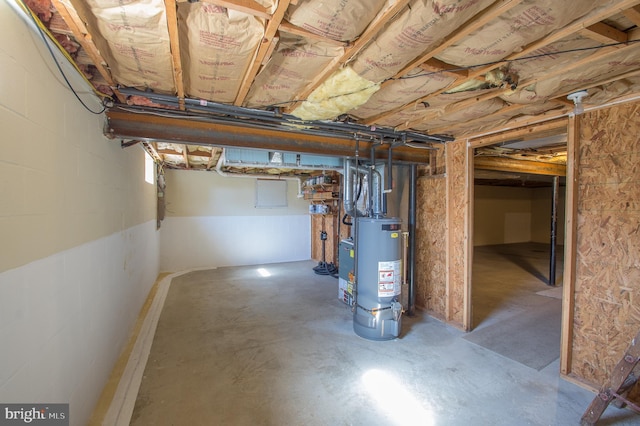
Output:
183 147 190 169
284 0 412 113
624 5 640 26
468 119 567 147
278 21 348 46
392 0 524 79
400 25 639 134
398 87 503 131
419 58 470 80
465 0 640 81
372 0 640 128
474 156 567 176
50 0 125 102
427 103 528 136
163 0 185 110
463 139 473 331
199 0 271 19
560 115 578 376
580 22 628 44
234 0 291 105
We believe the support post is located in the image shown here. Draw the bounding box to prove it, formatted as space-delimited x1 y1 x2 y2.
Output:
549 175 559 286
408 164 417 316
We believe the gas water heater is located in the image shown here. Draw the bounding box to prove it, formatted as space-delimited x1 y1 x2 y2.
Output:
353 217 403 340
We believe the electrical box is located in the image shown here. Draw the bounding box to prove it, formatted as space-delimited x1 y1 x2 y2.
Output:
338 239 354 306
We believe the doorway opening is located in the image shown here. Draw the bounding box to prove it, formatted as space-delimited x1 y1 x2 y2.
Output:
466 131 568 372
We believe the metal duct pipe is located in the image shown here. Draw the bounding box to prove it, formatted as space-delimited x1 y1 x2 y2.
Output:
343 158 365 218
342 159 383 218
215 151 304 197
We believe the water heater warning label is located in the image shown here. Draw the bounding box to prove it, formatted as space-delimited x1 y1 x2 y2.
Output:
378 260 402 297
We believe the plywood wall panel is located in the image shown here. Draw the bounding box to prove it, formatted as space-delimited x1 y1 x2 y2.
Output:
447 140 468 326
415 176 447 318
569 101 640 387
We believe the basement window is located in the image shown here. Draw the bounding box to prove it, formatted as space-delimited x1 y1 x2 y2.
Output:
145 151 155 184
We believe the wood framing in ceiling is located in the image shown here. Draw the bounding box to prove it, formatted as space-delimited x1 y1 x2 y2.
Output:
21 0 640 173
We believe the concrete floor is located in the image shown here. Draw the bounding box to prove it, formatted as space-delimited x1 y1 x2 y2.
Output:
128 244 639 425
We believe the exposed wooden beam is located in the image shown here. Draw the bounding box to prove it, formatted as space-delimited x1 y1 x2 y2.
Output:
50 0 125 102
474 156 567 176
164 0 185 110
284 0 412 113
419 58 470 80
624 5 640 26
400 26 640 132
468 119 567 147
105 109 431 163
145 141 162 162
580 22 628 44
465 0 640 81
200 0 271 19
154 142 164 163
426 103 529 136
234 0 291 105
391 0 523 80
206 149 220 170
560 115 579 376
183 147 190 169
278 21 347 46
156 148 182 156
397 87 503 130
372 0 640 127
363 0 524 125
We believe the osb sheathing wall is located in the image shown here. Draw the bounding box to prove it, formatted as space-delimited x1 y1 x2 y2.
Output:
311 213 349 264
569 100 640 387
416 176 447 316
416 141 469 329
446 140 469 328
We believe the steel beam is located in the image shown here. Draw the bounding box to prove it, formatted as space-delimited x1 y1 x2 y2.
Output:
105 109 432 163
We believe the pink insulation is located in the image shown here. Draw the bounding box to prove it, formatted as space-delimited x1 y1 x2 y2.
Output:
25 0 52 22
177 3 264 103
245 34 344 108
285 0 387 42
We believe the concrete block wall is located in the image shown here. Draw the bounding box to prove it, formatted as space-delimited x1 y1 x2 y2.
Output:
0 4 159 424
160 170 310 271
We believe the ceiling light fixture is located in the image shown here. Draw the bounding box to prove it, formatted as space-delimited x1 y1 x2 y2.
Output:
567 90 588 115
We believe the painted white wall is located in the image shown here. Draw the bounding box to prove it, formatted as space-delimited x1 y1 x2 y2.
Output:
160 170 311 271
474 184 566 246
0 4 159 424
474 185 532 246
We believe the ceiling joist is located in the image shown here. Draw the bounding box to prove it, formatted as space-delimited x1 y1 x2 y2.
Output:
234 0 291 105
474 156 567 176
199 0 271 19
372 0 640 128
164 0 186 110
284 0 412 113
50 0 125 102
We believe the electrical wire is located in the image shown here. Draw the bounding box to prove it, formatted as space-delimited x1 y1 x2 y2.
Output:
15 0 109 114
261 38 640 109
